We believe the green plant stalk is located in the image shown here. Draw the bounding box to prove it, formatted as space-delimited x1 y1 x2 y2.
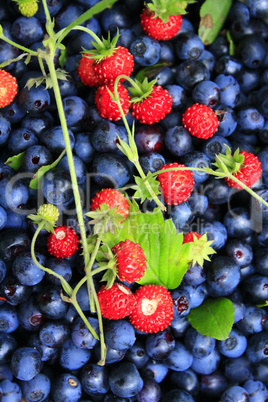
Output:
0 34 38 56
30 222 73 295
69 26 106 49
45 52 98 313
113 76 166 211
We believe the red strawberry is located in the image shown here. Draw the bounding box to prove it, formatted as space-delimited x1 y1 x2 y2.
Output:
77 55 103 87
0 70 18 108
112 239 147 283
94 46 134 85
140 7 182 41
182 103 219 139
95 82 130 121
129 285 174 333
130 84 172 125
97 282 136 319
158 162 194 205
183 232 202 244
224 150 262 189
90 188 129 222
47 225 79 259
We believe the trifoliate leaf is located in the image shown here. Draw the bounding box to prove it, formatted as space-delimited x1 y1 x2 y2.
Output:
102 201 193 289
29 149 66 190
187 233 216 266
188 298 235 340
198 0 232 45
5 152 25 171
132 173 161 203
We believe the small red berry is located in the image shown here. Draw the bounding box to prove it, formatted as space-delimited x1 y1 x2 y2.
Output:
140 8 182 41
158 162 194 205
90 188 129 222
97 283 136 319
225 151 262 189
182 103 219 139
95 83 130 121
112 239 147 283
47 226 79 259
77 55 103 87
129 285 174 333
0 70 18 108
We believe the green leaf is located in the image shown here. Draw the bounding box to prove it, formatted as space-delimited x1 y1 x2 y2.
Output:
102 202 192 289
0 53 29 69
132 173 161 203
29 149 66 190
5 152 25 171
188 298 235 340
198 0 232 45
135 63 169 83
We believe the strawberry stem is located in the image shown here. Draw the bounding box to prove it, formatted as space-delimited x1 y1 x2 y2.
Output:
70 26 105 50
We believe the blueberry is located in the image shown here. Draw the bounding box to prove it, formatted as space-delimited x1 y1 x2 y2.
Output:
21 145 53 173
237 34 267 69
243 379 268 402
215 105 238 137
200 371 228 399
37 285 68 320
242 274 268 304
0 230 30 262
191 349 221 375
165 126 193 157
197 50 215 72
139 152 165 174
11 347 42 381
136 378 161 402
63 96 89 128
101 4 131 32
12 251 45 286
18 297 45 332
42 167 74 208
0 379 22 402
184 327 216 359
17 86 50 114
58 155 87 185
28 333 58 363
0 333 17 364
71 316 99 349
224 356 253 383
175 59 210 92
145 330 175 360
91 121 128 154
200 220 227 250
74 132 95 164
135 124 165 154
51 373 82 402
39 320 70 348
221 385 249 402
11 17 43 45
163 341 193 372
80 363 109 395
0 275 32 305
0 113 11 147
108 362 143 398
170 369 199 396
20 373 51 402
41 126 75 155
105 320 135 351
237 107 265 133
181 151 211 184
206 256 241 297
170 315 191 338
170 202 194 230
192 80 220 108
55 4 85 31
218 328 247 358
223 207 254 238
125 340 149 369
92 153 130 188
0 177 29 211
162 389 195 402
215 55 243 77
214 74 240 108
59 338 91 370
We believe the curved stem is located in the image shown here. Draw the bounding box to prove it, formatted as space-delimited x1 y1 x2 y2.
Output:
70 26 105 48
31 222 73 296
0 35 38 56
114 74 144 95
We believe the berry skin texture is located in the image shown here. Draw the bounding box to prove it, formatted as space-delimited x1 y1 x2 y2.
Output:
18 1 38 18
112 239 147 283
94 46 134 85
183 232 202 243
95 83 130 121
37 204 59 225
140 8 182 41
225 151 262 190
129 285 174 333
158 162 194 205
77 56 103 87
97 283 136 319
90 188 129 221
182 103 220 139
130 86 172 125
0 70 18 108
47 226 79 259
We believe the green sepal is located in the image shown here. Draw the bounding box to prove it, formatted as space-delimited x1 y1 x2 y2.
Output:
132 173 161 203
146 0 195 23
187 233 216 267
25 69 69 90
27 215 55 233
5 152 25 171
100 263 117 289
82 30 120 62
128 78 156 103
213 146 245 177
85 204 124 235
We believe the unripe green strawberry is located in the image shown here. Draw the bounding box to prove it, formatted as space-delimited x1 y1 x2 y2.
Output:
16 0 38 18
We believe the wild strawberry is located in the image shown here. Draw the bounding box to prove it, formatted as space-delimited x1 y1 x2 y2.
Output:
77 56 103 87
0 70 18 108
82 32 134 85
140 7 182 41
223 150 262 190
94 46 134 85
95 83 130 121
15 0 38 17
97 282 136 319
129 79 172 124
112 240 147 283
158 162 194 205
47 226 79 259
129 285 174 333
182 103 219 139
90 188 129 222
183 232 202 244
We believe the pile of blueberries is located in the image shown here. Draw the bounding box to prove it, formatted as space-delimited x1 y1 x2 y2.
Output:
0 0 268 400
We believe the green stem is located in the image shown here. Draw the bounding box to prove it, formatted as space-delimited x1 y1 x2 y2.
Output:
0 35 38 56
91 266 110 276
45 52 96 312
115 74 144 95
31 222 73 296
42 0 53 27
70 26 105 49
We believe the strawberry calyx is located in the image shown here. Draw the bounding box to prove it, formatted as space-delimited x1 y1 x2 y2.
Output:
82 30 120 63
27 204 59 233
128 77 156 104
145 0 195 23
213 146 245 177
186 233 216 267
